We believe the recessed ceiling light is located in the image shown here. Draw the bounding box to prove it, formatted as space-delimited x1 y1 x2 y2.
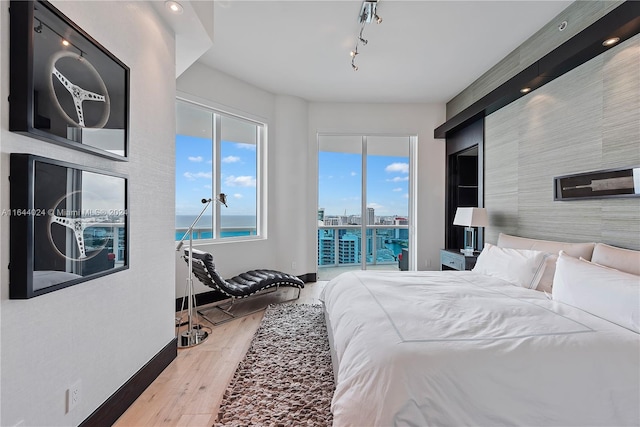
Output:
165 1 184 14
520 87 531 94
602 37 620 47
61 39 70 46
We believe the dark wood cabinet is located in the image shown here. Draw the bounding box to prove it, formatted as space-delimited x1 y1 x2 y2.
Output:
445 118 484 250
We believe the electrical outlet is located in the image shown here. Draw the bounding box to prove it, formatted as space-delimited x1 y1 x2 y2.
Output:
67 380 81 413
291 261 297 271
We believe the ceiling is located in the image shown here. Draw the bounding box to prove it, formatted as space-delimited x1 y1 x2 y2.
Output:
167 1 573 104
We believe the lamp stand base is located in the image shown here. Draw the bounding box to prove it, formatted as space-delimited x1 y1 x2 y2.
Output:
178 325 210 348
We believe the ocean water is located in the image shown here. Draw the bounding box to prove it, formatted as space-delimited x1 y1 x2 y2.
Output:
175 215 256 240
176 215 256 228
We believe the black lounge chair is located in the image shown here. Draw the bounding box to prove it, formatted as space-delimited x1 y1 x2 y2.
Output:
184 248 304 325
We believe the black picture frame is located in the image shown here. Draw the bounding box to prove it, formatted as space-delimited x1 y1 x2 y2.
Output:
554 166 640 201
10 154 129 299
9 0 129 160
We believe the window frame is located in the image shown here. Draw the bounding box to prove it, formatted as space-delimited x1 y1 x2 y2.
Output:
316 133 417 270
176 95 266 243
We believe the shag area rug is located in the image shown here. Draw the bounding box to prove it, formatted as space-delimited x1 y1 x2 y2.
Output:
214 304 335 427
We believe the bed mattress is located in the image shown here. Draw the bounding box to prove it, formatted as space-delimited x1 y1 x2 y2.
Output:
320 270 640 426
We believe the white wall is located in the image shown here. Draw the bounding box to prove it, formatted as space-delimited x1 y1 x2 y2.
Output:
0 2 176 425
175 64 446 299
274 95 312 276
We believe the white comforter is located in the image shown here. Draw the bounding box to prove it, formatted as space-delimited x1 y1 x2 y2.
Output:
320 271 640 427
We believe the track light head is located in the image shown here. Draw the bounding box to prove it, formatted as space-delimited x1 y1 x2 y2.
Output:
349 0 383 71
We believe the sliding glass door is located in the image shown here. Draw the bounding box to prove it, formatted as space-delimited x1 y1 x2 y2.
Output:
317 134 412 280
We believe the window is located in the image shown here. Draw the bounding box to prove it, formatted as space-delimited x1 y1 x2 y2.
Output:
317 134 413 279
175 99 263 241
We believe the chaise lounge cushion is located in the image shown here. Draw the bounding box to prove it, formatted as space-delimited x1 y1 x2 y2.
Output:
185 248 304 298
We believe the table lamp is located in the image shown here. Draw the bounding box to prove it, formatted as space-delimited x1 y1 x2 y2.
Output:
453 207 488 255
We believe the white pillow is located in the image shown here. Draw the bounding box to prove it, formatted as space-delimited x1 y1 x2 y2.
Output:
553 251 640 333
473 243 548 289
497 233 596 293
591 243 640 276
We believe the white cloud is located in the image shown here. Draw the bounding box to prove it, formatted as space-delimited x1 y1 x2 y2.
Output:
233 193 243 199
385 162 409 174
225 175 256 187
236 143 256 151
183 171 212 180
188 156 203 162
222 155 240 163
367 202 384 210
392 187 402 192
387 176 409 183
350 171 357 176
403 193 409 199
204 184 212 189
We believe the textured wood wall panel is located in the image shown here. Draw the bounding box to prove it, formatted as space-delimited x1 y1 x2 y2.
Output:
485 34 640 250
602 40 640 167
447 1 624 119
484 102 520 245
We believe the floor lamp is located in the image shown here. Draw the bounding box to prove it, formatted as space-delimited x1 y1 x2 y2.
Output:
175 194 228 348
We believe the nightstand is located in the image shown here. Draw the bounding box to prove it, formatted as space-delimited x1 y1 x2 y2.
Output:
440 249 479 271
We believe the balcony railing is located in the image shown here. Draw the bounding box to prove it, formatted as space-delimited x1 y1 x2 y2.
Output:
175 226 257 241
317 224 409 268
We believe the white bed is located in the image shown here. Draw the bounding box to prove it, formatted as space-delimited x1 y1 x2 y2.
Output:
320 237 640 427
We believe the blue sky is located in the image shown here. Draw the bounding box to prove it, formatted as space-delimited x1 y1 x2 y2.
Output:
319 152 409 218
176 135 409 218
176 135 256 216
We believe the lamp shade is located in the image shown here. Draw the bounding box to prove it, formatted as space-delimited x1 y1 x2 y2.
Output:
453 207 488 227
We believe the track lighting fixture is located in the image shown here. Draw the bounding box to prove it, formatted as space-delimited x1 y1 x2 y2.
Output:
359 35 368 45
33 17 85 58
349 0 383 71
359 0 380 24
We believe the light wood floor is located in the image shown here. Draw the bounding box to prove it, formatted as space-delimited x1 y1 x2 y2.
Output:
114 281 326 427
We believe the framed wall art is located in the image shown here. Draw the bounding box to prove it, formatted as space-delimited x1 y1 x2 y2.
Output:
554 166 640 201
9 0 129 160
9 154 129 299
